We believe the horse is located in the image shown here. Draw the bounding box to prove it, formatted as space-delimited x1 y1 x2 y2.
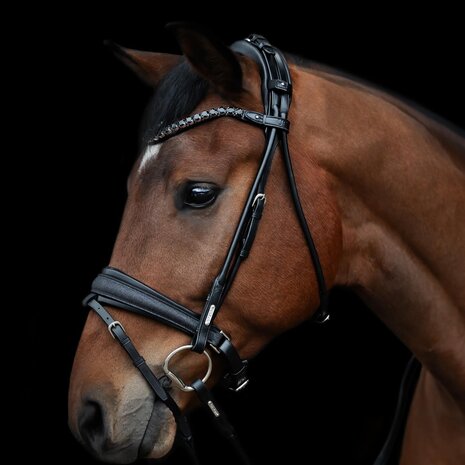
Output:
68 23 465 465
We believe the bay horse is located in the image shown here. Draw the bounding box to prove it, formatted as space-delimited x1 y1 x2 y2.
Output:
68 24 465 465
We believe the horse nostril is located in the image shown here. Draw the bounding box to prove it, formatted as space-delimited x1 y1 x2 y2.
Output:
78 399 106 449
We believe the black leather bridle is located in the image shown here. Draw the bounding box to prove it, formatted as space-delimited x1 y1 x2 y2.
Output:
83 35 329 464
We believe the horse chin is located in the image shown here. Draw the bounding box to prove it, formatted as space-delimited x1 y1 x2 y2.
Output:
139 401 177 459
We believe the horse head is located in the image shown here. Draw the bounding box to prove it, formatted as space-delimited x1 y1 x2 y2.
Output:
68 24 341 463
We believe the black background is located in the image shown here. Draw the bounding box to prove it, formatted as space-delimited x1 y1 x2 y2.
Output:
27 6 463 465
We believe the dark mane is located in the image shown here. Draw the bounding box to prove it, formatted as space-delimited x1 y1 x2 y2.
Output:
141 59 209 145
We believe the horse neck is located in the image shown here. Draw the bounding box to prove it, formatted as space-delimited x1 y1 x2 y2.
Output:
291 65 465 410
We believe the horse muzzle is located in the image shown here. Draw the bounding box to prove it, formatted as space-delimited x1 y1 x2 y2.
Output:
68 375 176 463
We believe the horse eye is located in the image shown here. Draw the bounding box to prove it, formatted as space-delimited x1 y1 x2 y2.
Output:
183 184 218 208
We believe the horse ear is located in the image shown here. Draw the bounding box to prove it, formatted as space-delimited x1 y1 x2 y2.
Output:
106 41 181 87
166 22 242 96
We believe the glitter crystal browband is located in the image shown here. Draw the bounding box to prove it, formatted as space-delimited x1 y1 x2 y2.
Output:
148 106 290 145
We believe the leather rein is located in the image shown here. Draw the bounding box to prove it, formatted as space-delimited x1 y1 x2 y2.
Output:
83 35 329 464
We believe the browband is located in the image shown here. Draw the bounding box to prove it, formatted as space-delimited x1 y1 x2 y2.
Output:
149 107 289 145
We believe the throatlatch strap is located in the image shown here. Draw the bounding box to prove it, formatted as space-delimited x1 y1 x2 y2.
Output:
281 132 329 321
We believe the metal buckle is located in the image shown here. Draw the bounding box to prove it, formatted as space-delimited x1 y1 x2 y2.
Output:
235 379 250 392
220 330 231 341
163 345 212 392
316 313 331 324
107 321 125 339
222 358 250 392
209 330 230 355
252 193 266 207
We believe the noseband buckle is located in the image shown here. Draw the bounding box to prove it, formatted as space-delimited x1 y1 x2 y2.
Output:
107 321 125 339
163 345 213 392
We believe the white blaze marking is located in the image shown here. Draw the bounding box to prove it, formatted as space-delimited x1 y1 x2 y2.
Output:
139 143 162 173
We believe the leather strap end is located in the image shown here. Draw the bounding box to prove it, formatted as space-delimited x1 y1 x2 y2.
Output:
242 111 290 131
